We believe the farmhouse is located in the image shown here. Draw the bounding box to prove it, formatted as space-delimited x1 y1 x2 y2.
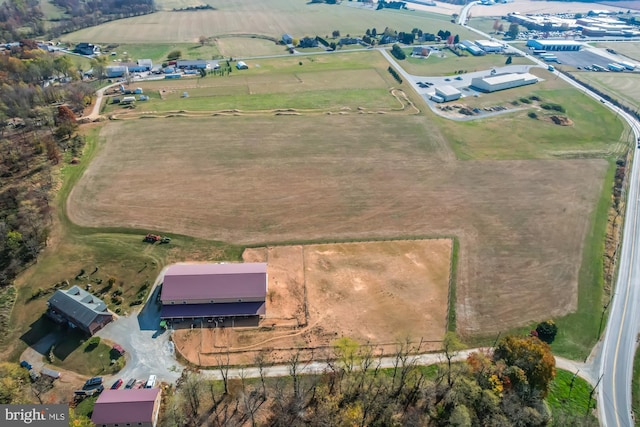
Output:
471 72 538 93
160 263 267 324
46 286 112 335
74 42 99 56
91 388 162 427
526 39 582 51
435 85 462 102
412 46 430 57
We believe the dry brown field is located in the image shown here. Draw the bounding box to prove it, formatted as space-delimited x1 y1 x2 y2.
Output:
62 0 476 44
173 240 451 366
68 111 608 336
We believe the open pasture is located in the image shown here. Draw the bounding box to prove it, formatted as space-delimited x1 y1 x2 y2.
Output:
572 71 640 111
402 51 534 76
595 42 640 62
105 52 403 113
101 43 221 63
439 70 627 159
68 110 609 336
175 240 452 366
62 0 476 45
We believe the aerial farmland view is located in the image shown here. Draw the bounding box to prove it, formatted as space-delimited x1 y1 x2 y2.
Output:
1 0 640 425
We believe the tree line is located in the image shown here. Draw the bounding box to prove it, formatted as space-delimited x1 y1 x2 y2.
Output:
0 0 155 42
160 334 596 426
0 42 90 327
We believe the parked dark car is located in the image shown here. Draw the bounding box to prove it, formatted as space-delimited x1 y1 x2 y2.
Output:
20 361 32 370
84 377 103 388
125 378 136 389
111 379 123 390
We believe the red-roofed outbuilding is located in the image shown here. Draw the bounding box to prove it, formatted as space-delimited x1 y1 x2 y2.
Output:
91 388 161 427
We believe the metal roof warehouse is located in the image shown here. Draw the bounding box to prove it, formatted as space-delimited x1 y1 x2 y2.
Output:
160 263 268 323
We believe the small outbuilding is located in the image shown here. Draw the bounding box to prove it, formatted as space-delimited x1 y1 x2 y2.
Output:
435 85 462 102
474 39 504 53
236 61 249 70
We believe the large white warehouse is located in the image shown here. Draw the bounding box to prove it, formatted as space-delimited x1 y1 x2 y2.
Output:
471 72 538 93
435 85 462 102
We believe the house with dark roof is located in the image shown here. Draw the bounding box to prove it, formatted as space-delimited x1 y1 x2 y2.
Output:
74 42 100 56
160 263 267 324
91 388 161 427
46 286 112 335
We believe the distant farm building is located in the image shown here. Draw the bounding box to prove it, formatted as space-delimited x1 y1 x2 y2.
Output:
105 65 127 78
176 59 211 70
471 72 538 93
298 37 319 48
138 59 153 71
435 85 462 102
46 286 112 335
236 61 249 70
459 40 485 56
282 34 293 44
474 39 504 53
526 39 582 51
412 46 431 57
159 263 268 325
92 388 162 427
74 42 100 56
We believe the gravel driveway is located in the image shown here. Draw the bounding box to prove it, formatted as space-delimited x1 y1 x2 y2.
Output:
96 287 183 385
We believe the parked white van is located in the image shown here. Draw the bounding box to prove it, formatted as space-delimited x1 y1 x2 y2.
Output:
145 374 156 388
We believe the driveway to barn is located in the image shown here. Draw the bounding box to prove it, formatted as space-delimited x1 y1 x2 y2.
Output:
96 279 184 385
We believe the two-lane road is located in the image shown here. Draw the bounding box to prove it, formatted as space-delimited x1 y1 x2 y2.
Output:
457 5 640 424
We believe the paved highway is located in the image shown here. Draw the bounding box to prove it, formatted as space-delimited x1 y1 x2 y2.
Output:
456 5 640 425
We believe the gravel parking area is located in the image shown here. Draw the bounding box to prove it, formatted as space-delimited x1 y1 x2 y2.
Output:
96 289 183 385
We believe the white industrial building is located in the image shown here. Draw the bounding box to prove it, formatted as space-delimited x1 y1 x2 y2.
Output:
475 40 504 53
459 40 485 56
434 85 462 102
471 72 538 93
526 39 582 51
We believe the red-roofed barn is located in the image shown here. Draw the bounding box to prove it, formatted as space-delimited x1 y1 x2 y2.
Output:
91 388 161 427
159 263 267 325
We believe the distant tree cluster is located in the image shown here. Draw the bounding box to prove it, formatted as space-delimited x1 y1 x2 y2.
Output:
173 5 216 11
391 44 406 60
377 0 407 10
0 0 45 42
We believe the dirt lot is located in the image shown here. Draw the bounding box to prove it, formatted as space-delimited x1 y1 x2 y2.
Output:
173 240 452 366
68 113 608 336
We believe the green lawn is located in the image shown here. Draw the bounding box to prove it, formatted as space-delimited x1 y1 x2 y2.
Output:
50 334 123 376
400 49 533 76
594 42 640 62
571 71 640 112
547 369 598 425
437 84 626 160
99 43 222 64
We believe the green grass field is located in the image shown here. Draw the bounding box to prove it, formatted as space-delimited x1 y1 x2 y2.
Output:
595 42 640 62
547 369 599 424
437 84 626 160
103 51 401 113
61 0 477 45
571 71 640 111
634 347 640 424
50 334 123 376
100 43 222 63
401 49 533 76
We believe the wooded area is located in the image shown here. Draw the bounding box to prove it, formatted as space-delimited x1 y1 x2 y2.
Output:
161 335 597 426
0 0 155 41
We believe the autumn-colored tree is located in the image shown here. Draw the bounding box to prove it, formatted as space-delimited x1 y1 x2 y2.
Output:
0 362 30 404
69 408 95 427
56 105 76 124
493 335 556 398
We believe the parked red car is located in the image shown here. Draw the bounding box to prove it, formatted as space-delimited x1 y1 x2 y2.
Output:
110 379 123 390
